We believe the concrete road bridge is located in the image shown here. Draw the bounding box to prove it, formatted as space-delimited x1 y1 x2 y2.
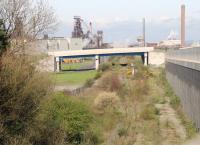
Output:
48 47 154 72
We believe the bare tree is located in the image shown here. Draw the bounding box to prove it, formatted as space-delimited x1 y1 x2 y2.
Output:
0 0 57 52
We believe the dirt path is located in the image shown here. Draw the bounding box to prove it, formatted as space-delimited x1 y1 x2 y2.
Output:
55 84 83 91
156 100 187 145
183 135 200 145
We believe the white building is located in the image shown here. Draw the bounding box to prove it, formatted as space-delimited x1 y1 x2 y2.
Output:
158 40 181 47
158 30 181 48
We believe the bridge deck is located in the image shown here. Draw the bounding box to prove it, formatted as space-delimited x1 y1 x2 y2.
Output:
48 47 154 58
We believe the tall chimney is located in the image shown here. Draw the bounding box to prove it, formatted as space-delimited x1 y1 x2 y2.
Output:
143 18 146 47
89 22 92 34
181 4 185 48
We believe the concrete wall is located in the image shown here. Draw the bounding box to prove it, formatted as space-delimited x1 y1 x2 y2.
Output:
149 51 165 66
166 47 200 129
31 39 70 53
32 38 85 53
42 39 70 51
69 38 84 50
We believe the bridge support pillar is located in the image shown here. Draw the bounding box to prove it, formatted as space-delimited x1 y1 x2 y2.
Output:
95 55 100 70
54 57 61 72
144 52 148 66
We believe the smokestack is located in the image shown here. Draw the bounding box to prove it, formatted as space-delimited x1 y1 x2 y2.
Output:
89 22 92 34
143 18 146 47
181 4 185 48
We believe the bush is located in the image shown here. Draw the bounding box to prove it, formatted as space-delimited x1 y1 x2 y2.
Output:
140 104 159 120
94 71 102 79
99 63 111 72
153 96 166 104
38 93 98 145
157 68 181 109
84 78 95 88
0 53 52 144
0 20 9 56
176 109 197 139
132 59 153 80
170 95 181 109
4 137 31 145
126 69 133 77
98 72 122 92
117 127 128 137
94 92 120 111
84 72 102 88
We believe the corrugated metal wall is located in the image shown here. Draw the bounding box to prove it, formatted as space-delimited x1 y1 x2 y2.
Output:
166 47 200 129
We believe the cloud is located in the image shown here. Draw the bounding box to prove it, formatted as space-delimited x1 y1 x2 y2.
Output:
92 17 130 28
59 17 73 26
147 16 178 24
194 10 200 14
92 18 112 28
158 16 176 23
91 16 179 30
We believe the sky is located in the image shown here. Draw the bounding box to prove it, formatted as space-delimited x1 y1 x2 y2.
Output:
48 0 200 43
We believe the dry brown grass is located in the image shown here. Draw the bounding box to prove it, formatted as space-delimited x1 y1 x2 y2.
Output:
94 92 120 113
97 72 122 92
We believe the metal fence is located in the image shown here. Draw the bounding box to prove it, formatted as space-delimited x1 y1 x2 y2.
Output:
166 47 200 129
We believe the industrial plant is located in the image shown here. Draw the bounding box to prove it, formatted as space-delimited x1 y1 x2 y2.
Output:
35 16 111 52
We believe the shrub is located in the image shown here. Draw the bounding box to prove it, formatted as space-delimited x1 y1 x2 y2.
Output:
140 104 159 120
39 93 97 145
178 111 196 139
84 78 95 88
94 92 120 111
99 63 111 72
133 60 153 80
157 68 181 109
82 127 102 145
126 69 133 77
170 95 181 109
111 61 116 66
0 53 52 144
117 127 128 137
156 68 168 87
84 72 102 88
4 137 31 145
94 71 102 79
98 72 122 92
153 96 166 104
0 19 9 56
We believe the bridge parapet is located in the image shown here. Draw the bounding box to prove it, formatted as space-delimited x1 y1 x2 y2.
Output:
48 47 154 57
166 47 200 71
166 47 200 62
